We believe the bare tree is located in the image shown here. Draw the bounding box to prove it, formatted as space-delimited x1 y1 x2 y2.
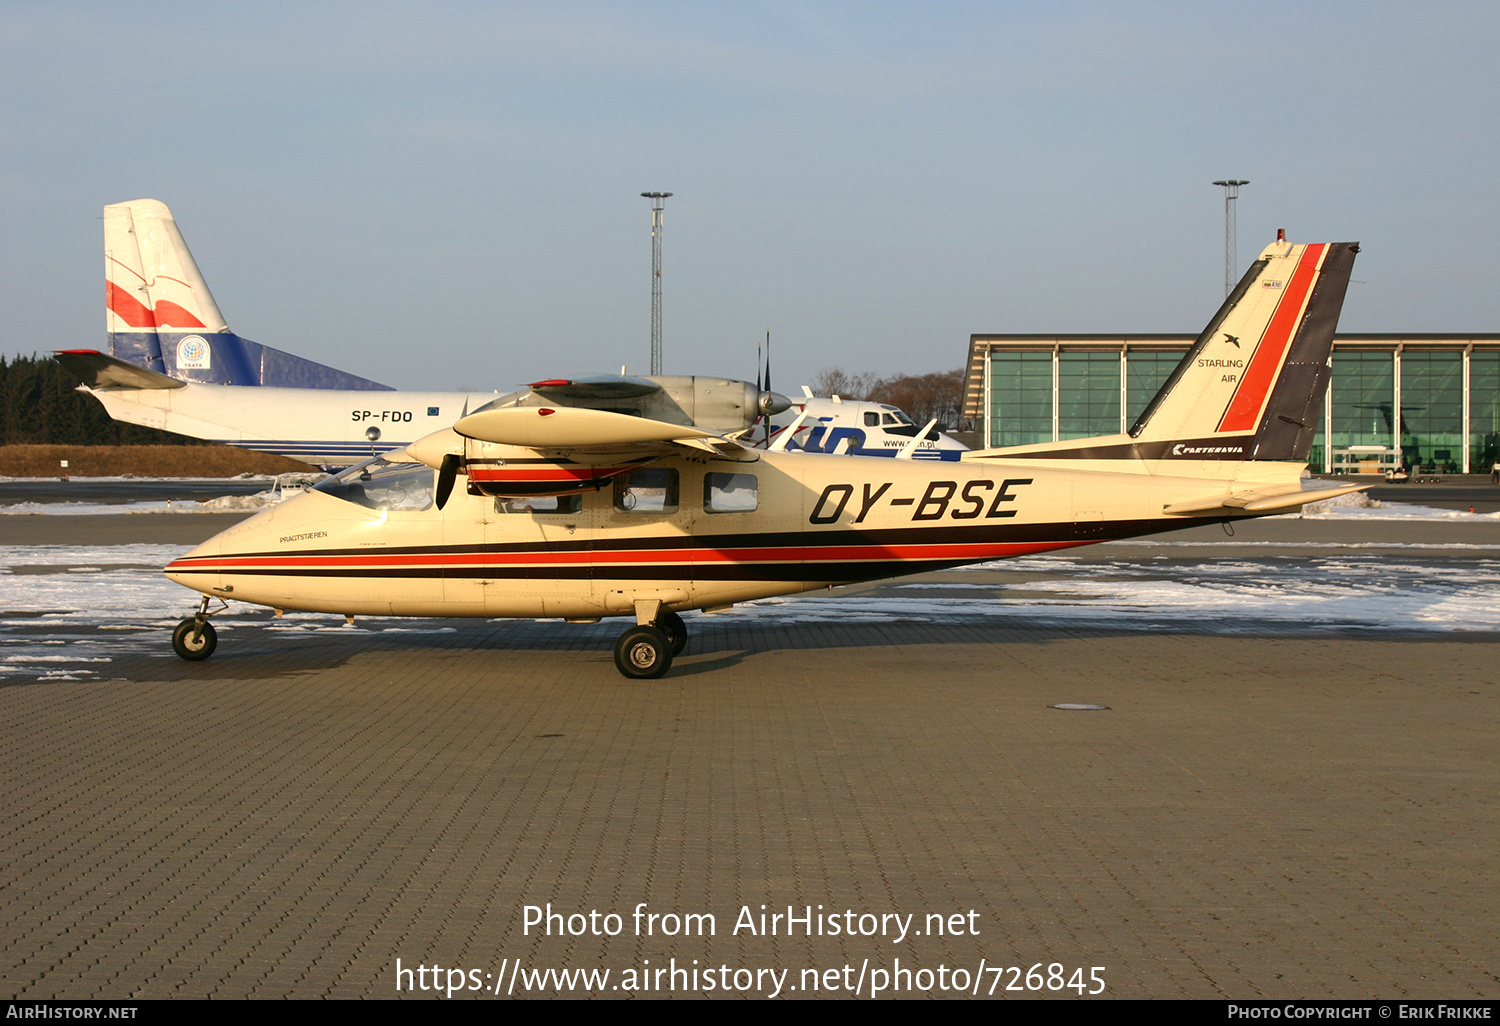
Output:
809 367 877 399
866 370 965 430
809 367 965 430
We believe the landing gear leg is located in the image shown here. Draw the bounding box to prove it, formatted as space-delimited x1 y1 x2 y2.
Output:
171 596 221 662
655 609 688 656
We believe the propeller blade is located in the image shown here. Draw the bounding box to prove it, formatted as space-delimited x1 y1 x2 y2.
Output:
435 453 461 510
763 329 772 445
764 330 771 396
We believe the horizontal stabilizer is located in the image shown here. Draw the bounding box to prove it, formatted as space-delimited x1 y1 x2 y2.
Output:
1163 483 1368 516
454 406 721 449
56 350 185 390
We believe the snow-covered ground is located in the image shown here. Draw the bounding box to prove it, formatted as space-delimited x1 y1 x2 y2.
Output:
1 537 1496 683
0 475 315 514
734 550 1500 632
0 480 1494 682
0 480 1494 519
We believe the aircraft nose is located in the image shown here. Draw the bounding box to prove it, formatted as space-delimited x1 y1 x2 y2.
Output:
759 390 792 416
165 533 223 594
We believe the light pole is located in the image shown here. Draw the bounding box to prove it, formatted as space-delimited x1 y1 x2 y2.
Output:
1212 180 1249 297
641 192 672 375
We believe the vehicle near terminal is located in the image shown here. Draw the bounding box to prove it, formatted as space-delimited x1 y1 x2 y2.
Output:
164 236 1363 678
58 199 789 468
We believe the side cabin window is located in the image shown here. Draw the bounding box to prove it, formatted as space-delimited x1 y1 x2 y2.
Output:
863 412 880 427
313 457 433 511
494 495 583 514
704 472 757 513
614 468 678 513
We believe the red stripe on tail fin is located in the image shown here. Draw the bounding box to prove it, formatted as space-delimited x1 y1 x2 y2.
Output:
1216 243 1326 432
105 281 155 328
149 300 206 329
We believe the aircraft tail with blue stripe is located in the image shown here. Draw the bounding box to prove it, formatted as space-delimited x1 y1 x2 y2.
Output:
102 199 391 390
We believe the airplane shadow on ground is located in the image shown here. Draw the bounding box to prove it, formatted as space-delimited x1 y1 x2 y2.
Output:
21 610 1490 688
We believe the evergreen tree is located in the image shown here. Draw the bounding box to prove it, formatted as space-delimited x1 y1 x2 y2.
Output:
0 355 207 445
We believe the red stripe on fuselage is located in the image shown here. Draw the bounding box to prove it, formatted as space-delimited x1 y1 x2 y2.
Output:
165 539 1088 575
468 466 633 483
1216 243 1326 432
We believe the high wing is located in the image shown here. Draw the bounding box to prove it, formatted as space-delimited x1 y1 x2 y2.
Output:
526 376 663 401
402 406 758 505
457 405 722 448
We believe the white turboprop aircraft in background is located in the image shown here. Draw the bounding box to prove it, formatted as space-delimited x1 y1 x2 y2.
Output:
163 235 1365 679
58 199 790 468
767 390 969 461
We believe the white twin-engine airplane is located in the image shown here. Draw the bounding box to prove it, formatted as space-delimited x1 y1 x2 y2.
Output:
165 235 1363 679
772 392 969 461
60 199 789 468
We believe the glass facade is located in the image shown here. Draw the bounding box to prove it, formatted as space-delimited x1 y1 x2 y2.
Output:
981 341 1496 472
1125 350 1182 429
1472 352 1500 473
1399 351 1463 471
1058 352 1121 439
987 351 1052 447
1329 351 1395 455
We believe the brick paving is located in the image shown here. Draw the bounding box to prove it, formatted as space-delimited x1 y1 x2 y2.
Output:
2 615 1495 999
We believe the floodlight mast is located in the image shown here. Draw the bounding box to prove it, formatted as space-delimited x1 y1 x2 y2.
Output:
641 192 672 375
1213 180 1250 297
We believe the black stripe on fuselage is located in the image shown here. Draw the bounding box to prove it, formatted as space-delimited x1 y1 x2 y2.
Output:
168 515 1229 582
169 516 1223 565
170 560 943 583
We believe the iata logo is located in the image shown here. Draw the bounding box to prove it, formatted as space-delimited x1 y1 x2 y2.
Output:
177 335 211 369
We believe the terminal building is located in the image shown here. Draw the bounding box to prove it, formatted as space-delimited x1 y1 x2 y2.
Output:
962 334 1500 474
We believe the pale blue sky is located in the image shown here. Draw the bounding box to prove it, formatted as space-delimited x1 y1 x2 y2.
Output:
3 1 1497 390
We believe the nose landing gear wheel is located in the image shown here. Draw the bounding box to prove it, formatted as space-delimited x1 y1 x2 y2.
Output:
614 625 673 679
172 618 217 661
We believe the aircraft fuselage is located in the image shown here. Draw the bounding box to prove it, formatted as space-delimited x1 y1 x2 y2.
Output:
165 448 1292 620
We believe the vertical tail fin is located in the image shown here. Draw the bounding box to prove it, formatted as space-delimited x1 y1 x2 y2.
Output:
101 199 392 391
968 237 1358 464
105 199 227 374
1130 239 1358 460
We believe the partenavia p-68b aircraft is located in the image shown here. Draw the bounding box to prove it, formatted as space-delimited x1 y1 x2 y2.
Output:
165 236 1363 678
58 199 788 467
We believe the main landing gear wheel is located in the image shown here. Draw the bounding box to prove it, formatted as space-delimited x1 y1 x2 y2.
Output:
172 618 217 661
656 609 688 656
614 625 673 679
